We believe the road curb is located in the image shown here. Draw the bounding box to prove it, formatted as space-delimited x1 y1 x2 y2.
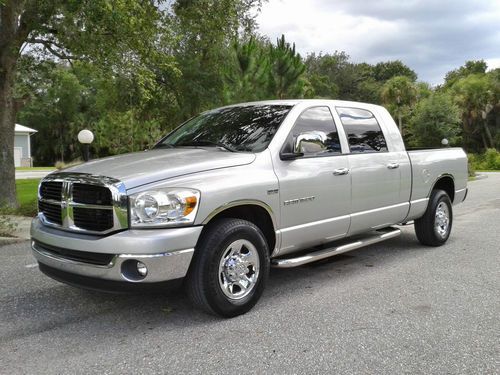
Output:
0 215 32 242
474 173 488 180
0 236 27 246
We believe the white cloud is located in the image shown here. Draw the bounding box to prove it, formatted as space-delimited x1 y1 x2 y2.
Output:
257 0 500 84
485 58 500 71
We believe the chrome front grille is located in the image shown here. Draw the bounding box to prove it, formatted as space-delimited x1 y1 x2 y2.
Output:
38 200 63 225
72 183 112 205
73 206 114 231
38 172 128 235
39 181 63 201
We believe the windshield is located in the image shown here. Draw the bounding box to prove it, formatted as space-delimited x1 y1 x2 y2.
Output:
155 104 292 152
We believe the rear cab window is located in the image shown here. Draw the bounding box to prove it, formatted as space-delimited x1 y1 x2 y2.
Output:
335 107 388 153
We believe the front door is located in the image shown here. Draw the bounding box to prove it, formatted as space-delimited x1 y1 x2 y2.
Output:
274 106 351 256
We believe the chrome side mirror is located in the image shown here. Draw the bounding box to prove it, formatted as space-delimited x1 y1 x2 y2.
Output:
294 131 328 154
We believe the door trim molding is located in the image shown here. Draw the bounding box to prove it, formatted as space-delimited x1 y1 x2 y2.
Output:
351 202 409 218
279 214 350 234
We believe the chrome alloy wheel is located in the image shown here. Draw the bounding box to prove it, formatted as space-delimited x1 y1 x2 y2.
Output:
434 202 450 238
218 239 260 300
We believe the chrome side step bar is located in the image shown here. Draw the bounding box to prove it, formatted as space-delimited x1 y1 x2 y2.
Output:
272 226 401 268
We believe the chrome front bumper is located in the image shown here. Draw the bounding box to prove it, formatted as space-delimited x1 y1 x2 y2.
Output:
31 218 202 284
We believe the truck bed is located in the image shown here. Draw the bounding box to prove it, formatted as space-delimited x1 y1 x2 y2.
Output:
405 147 468 220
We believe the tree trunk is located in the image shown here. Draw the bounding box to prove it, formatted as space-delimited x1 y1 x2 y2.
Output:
480 133 488 150
0 0 20 208
398 112 403 136
483 121 495 149
1 0 32 208
0 54 18 208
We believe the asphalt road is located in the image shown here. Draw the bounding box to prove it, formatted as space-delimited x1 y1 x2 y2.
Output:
1 174 499 374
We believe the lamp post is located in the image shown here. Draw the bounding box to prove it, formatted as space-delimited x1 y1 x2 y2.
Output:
78 129 94 162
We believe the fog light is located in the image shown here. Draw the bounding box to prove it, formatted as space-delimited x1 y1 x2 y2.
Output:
137 261 148 277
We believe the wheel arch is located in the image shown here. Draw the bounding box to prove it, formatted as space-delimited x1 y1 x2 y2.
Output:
200 200 277 255
430 174 455 203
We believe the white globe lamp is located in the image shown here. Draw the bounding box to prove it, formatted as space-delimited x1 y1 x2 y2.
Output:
78 129 94 161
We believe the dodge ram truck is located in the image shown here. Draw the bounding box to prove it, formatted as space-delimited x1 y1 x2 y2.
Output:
31 99 468 317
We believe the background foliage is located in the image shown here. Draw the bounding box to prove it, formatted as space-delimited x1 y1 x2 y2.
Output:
8 0 500 166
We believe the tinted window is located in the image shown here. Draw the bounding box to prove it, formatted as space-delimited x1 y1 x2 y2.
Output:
156 105 292 152
336 107 388 153
282 106 341 156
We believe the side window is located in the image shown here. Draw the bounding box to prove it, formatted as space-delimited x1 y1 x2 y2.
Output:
282 106 341 157
336 107 388 153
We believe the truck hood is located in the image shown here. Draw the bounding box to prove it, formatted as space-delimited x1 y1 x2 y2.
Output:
64 148 256 189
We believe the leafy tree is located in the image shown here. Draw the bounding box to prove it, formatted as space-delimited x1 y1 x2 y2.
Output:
17 65 84 164
304 51 360 99
373 60 417 82
0 0 170 207
18 60 170 164
415 82 432 100
488 69 500 148
307 73 339 99
171 0 262 117
304 54 416 103
381 75 418 135
407 92 461 148
444 60 487 88
93 112 163 156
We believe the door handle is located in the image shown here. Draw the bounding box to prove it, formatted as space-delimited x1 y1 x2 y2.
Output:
387 162 400 169
333 168 350 176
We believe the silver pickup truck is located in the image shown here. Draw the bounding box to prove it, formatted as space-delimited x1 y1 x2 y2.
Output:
31 99 468 317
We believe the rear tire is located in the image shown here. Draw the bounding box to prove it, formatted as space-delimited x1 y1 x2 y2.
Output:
415 189 453 246
185 218 270 318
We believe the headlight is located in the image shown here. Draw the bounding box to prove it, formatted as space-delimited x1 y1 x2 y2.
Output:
129 189 200 227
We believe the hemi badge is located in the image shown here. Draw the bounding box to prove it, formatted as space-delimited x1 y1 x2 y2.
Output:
284 196 315 206
267 189 279 195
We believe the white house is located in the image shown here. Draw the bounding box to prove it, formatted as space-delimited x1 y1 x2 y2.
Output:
14 123 37 167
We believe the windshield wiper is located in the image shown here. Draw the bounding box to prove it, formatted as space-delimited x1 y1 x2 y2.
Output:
177 140 236 152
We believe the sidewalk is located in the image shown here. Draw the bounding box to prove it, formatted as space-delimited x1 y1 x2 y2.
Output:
0 216 32 245
15 170 55 180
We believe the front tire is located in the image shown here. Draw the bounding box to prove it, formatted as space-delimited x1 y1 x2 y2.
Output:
415 189 453 246
186 218 270 318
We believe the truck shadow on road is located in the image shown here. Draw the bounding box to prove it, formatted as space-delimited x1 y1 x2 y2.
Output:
2 230 442 343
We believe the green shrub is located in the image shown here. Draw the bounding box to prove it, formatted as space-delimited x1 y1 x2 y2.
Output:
483 148 500 169
468 149 500 172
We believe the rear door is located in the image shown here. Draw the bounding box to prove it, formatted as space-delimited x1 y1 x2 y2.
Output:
334 106 409 234
275 106 351 255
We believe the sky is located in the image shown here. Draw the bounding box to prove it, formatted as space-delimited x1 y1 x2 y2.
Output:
256 0 500 84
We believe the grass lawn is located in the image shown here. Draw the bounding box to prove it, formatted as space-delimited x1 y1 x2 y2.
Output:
16 167 54 171
0 178 40 217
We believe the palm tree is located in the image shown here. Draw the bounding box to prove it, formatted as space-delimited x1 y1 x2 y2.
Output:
452 73 497 149
381 76 417 135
